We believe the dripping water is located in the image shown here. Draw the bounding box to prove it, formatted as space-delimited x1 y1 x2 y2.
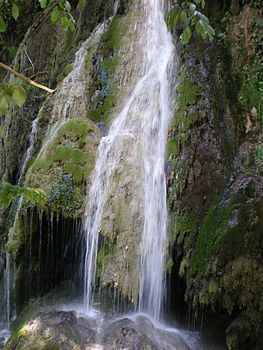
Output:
3 21 109 331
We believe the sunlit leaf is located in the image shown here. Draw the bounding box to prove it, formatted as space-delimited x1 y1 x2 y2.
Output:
181 25 192 44
61 16 69 30
51 6 60 22
68 21 75 32
12 86 26 107
39 0 48 9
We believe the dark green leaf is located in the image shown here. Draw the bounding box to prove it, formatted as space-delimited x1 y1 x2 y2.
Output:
12 3 19 20
0 95 9 115
0 17 7 32
168 7 180 29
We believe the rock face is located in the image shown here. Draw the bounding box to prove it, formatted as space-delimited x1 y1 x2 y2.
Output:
167 1 263 348
4 311 192 350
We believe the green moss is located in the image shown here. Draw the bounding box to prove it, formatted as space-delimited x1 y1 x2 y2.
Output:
169 213 197 248
101 16 123 55
191 202 239 277
166 257 174 273
167 69 203 158
53 145 86 165
58 119 91 138
87 15 128 125
63 163 84 183
97 236 117 279
179 258 189 277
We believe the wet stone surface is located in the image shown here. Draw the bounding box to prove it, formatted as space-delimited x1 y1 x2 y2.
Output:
3 311 198 350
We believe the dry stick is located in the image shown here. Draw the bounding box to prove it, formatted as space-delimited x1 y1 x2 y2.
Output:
0 62 56 94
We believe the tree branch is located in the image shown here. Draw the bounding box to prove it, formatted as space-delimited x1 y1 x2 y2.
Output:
0 62 56 94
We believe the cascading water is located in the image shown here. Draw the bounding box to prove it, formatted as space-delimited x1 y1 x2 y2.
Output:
83 0 174 320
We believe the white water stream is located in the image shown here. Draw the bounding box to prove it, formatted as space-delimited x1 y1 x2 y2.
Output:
83 0 174 320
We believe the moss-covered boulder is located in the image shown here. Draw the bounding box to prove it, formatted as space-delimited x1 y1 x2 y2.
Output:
26 118 98 218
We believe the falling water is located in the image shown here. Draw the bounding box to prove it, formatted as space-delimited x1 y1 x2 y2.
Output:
83 0 174 320
5 115 39 328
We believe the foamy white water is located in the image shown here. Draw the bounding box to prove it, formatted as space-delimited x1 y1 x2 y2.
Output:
83 0 174 320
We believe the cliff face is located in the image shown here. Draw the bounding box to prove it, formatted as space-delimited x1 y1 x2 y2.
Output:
167 1 263 348
0 0 262 348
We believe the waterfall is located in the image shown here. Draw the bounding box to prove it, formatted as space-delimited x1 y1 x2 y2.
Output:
83 0 174 320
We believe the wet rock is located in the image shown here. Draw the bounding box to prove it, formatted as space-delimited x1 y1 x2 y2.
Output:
4 311 95 350
101 318 156 349
4 312 193 350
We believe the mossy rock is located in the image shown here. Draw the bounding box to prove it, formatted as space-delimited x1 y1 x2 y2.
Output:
25 118 99 218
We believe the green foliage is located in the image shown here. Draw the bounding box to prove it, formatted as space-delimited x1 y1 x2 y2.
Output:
11 3 19 20
39 0 75 32
0 1 76 115
0 0 20 34
168 0 215 44
0 182 46 209
0 83 26 115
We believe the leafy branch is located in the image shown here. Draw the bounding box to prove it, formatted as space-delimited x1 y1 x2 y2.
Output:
0 182 46 209
0 0 75 33
168 0 215 44
0 62 56 114
0 1 76 115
